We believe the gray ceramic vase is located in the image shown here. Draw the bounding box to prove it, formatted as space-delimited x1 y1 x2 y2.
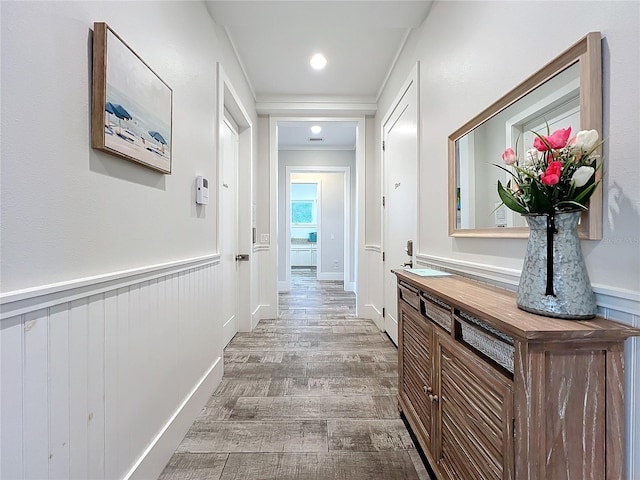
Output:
517 211 596 319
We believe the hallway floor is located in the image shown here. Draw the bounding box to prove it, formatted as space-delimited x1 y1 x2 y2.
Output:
158 268 430 479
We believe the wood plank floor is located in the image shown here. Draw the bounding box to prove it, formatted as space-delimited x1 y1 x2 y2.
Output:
159 268 431 480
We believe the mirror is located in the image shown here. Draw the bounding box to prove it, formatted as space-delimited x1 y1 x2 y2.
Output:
448 32 602 239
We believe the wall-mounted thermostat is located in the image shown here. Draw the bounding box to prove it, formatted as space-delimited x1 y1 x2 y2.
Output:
196 176 209 205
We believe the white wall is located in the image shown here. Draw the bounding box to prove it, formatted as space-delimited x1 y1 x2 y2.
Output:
1 1 256 478
374 1 640 476
277 150 356 282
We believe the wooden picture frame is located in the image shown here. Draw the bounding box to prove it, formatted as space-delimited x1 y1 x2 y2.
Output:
92 22 173 174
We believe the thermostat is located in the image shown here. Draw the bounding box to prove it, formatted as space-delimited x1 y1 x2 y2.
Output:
196 176 209 205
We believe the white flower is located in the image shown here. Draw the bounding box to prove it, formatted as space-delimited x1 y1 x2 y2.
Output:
524 148 538 166
574 130 599 151
572 166 595 187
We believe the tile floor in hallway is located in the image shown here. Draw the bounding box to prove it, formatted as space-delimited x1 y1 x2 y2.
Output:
159 267 432 480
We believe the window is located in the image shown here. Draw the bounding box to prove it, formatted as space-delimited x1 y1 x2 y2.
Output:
291 200 316 225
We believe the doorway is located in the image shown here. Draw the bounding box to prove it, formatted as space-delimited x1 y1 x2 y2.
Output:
269 117 366 318
281 167 351 294
289 181 319 276
217 63 253 340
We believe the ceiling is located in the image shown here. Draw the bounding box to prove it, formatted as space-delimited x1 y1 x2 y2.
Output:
278 120 358 150
205 0 432 147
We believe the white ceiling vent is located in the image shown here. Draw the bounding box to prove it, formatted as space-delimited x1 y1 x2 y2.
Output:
308 137 324 142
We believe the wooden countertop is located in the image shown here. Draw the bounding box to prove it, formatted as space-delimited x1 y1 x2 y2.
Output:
393 269 640 342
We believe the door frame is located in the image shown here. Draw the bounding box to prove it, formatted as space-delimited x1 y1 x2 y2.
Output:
269 116 365 316
217 63 253 332
283 167 351 291
381 62 420 337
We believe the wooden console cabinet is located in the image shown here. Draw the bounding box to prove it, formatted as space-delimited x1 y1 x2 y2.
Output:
394 269 640 480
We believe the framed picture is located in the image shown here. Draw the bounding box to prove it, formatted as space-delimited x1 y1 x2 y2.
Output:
91 22 173 174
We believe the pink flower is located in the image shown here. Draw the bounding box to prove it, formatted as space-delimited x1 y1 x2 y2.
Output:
502 148 517 165
540 161 562 186
533 127 572 151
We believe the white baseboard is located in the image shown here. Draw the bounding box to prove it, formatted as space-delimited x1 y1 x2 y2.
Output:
317 272 344 281
223 315 237 347
127 356 223 480
360 303 383 330
252 304 275 328
278 281 289 292
384 314 398 347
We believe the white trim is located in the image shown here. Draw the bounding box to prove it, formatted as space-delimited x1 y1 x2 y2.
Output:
217 63 254 335
277 281 289 292
365 245 382 253
375 28 413 103
257 102 376 116
126 356 223 480
251 304 271 329
253 244 271 253
0 254 220 320
316 272 344 281
345 282 356 293
361 304 384 330
415 253 520 287
415 253 640 317
221 26 256 101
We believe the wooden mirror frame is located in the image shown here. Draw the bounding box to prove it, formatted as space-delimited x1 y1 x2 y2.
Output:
448 32 602 239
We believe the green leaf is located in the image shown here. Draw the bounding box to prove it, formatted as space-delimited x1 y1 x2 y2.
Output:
530 180 553 213
497 180 528 214
573 181 600 205
556 200 588 211
491 163 519 181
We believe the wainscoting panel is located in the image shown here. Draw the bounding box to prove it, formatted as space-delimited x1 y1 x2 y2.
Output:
0 256 223 480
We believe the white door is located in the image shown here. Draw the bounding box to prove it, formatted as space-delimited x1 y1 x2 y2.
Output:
220 117 239 347
383 76 418 346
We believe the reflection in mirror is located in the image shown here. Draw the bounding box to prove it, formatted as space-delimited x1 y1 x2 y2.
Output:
448 32 602 239
456 63 580 230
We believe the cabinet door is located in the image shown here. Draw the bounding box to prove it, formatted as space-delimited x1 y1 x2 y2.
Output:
435 331 514 480
399 304 434 451
291 248 310 266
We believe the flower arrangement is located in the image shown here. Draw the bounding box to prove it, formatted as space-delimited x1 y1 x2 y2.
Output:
496 127 601 215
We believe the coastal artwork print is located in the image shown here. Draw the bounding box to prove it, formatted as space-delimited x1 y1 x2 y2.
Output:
92 23 172 173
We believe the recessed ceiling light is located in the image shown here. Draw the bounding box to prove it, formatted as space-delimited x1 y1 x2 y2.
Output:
310 125 322 134
310 53 327 70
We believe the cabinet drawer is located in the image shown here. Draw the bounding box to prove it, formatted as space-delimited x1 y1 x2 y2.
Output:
399 281 420 311
421 293 452 332
457 310 514 375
